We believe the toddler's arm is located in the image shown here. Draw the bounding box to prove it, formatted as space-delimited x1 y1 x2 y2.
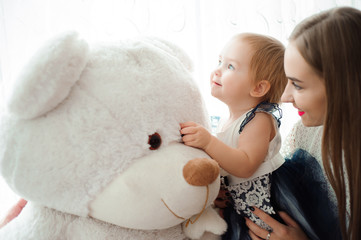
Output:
180 113 275 178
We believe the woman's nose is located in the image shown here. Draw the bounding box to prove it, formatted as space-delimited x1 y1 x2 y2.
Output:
281 82 294 103
183 158 220 186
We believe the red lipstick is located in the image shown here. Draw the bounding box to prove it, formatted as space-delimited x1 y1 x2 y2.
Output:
298 111 305 116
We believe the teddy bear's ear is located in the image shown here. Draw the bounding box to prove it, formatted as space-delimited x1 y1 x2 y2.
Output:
141 37 193 72
6 31 89 119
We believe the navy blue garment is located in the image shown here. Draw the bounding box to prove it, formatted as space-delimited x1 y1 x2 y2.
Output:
271 149 342 240
220 184 283 240
221 149 342 240
221 203 250 240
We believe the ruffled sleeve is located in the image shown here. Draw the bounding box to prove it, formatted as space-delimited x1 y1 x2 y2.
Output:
239 102 282 133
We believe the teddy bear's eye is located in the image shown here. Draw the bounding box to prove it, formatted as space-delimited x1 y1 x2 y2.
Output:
148 132 162 150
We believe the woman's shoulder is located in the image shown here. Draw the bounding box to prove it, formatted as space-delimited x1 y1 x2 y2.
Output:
281 120 323 161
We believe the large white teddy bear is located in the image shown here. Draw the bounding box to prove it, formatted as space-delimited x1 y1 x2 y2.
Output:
0 32 227 239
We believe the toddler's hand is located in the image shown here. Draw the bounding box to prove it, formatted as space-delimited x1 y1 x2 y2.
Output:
180 121 212 150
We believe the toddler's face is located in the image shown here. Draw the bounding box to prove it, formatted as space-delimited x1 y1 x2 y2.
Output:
210 37 254 106
281 42 327 127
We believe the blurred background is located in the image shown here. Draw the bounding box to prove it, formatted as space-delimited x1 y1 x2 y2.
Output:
1 0 360 220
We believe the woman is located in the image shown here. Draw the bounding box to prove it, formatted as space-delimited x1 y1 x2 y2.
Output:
246 6 361 240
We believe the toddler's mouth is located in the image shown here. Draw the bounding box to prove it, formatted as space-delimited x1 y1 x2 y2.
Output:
213 81 222 86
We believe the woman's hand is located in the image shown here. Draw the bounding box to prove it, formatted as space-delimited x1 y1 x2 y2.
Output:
213 187 232 218
0 198 27 228
246 206 309 240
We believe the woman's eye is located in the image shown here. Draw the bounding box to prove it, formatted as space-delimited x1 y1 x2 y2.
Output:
228 64 235 70
292 81 302 90
148 132 162 150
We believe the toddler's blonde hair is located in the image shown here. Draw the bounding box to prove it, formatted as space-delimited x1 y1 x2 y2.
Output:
235 33 287 103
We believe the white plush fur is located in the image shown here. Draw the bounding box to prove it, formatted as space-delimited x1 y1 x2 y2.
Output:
0 32 226 239
3 203 185 240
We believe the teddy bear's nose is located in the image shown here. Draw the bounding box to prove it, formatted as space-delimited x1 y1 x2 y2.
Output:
183 158 220 186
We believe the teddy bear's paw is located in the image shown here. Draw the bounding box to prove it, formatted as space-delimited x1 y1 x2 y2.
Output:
182 207 227 239
198 231 223 240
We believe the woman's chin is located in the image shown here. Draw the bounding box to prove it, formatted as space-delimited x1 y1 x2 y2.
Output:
301 118 324 127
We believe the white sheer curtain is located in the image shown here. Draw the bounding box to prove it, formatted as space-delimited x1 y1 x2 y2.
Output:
0 0 360 219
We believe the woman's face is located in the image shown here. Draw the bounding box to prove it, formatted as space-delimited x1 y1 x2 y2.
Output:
281 42 327 127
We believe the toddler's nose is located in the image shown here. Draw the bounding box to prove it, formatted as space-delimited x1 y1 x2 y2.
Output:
214 67 221 77
183 158 220 186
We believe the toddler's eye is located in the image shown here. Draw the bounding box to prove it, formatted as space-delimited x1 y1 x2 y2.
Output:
228 64 235 70
218 60 222 66
148 132 162 150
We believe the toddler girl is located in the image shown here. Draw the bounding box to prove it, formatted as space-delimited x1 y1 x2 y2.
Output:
180 33 287 239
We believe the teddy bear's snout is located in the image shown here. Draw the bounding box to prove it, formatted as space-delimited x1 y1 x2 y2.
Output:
183 158 220 186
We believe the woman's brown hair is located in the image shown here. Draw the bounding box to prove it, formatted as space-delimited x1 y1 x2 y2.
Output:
290 7 361 240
